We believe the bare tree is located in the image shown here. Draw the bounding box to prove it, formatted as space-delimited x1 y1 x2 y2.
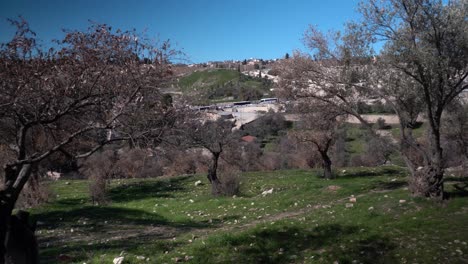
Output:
184 118 236 195
277 0 467 199
0 18 179 262
289 102 346 179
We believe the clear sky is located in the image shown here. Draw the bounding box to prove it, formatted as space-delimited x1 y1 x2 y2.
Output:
0 0 361 63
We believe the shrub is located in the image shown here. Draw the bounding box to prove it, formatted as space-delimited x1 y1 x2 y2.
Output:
15 173 51 209
376 117 391 129
80 150 117 205
219 167 242 196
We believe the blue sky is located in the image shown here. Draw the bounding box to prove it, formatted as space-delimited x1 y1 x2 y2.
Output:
0 0 361 63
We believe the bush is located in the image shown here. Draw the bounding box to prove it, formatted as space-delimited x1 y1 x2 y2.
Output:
376 117 391 129
162 149 209 176
219 168 242 196
80 150 118 205
16 174 51 209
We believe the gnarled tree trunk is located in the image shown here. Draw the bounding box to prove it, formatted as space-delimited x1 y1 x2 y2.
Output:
207 152 222 195
1 164 35 263
319 151 334 179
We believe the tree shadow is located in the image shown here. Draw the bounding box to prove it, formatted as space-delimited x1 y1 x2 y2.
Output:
372 180 407 191
445 177 468 198
190 224 396 263
34 205 211 230
36 205 215 263
108 175 191 202
447 184 468 198
39 229 186 263
338 167 405 179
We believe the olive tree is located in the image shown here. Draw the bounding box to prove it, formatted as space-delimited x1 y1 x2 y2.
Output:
289 102 346 179
277 0 467 199
183 118 236 195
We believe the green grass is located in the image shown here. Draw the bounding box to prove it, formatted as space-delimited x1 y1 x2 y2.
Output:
32 167 468 263
390 122 426 139
178 69 240 92
177 69 271 104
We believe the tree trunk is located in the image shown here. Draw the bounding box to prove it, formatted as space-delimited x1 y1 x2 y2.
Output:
320 151 334 179
0 164 34 263
399 119 445 199
207 152 222 195
0 198 14 264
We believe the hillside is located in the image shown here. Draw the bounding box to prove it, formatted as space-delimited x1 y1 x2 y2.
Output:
177 69 273 104
33 167 468 263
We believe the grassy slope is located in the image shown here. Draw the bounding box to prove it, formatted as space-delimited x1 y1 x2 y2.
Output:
178 69 240 92
32 167 468 263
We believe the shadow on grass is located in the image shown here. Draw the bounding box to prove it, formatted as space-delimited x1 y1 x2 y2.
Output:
372 180 407 191
445 177 468 198
34 205 211 230
39 230 186 264
338 167 405 179
108 175 192 202
448 184 468 198
36 205 215 263
190 224 396 264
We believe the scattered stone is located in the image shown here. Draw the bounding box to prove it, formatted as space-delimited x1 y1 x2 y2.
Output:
342 170 347 173
194 180 202 186
65 182 70 185
349 197 357 203
113 256 124 264
345 203 354 208
326 185 341 192
368 206 374 210
136 255 146 260
262 188 274 196
391 178 397 182
399 200 407 204
189 199 194 203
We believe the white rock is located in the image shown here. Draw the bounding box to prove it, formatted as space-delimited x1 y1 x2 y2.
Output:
345 203 354 208
261 188 274 196
113 256 124 264
46 171 61 180
194 180 202 186
136 256 145 260
368 206 374 210
349 197 357 203
399 199 406 204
